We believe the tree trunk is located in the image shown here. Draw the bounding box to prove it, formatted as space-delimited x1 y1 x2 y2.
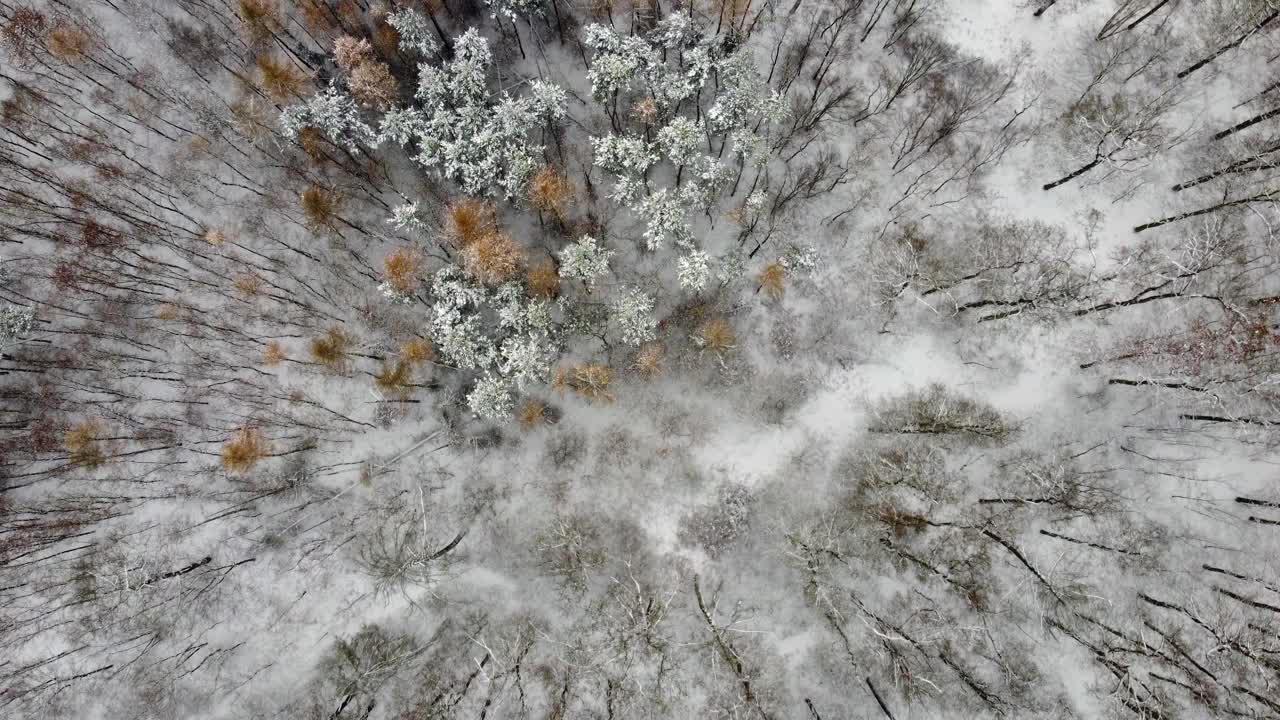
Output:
1043 156 1103 190
1176 9 1280 79
1212 105 1280 141
1172 140 1280 191
1134 188 1280 232
1097 0 1176 40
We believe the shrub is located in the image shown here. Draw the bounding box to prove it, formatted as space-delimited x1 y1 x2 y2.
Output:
297 0 333 31
348 60 398 109
47 23 91 62
300 185 341 228
233 272 263 297
309 327 350 369
518 399 552 429
758 262 785 301
297 126 327 162
332 36 373 71
256 54 305 100
263 340 286 365
80 220 122 251
526 260 561 299
560 362 613 402
695 318 736 354
374 359 413 393
632 97 658 125
29 418 60 455
1 7 47 65
399 338 435 364
461 230 523 285
335 0 364 28
382 247 422 295
529 166 573 218
870 384 1015 443
221 427 270 472
65 420 104 468
372 21 399 58
631 342 665 377
237 0 281 43
444 198 496 249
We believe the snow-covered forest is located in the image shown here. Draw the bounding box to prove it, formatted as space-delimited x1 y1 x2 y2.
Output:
2 0 1279 717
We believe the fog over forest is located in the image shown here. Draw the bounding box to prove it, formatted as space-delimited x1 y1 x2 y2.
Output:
2 0 1280 717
